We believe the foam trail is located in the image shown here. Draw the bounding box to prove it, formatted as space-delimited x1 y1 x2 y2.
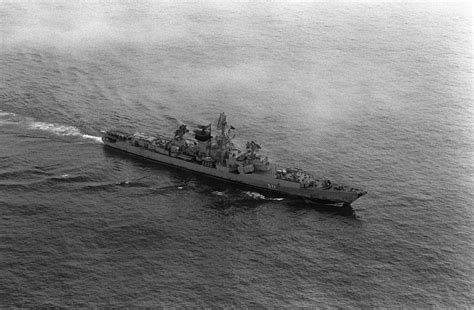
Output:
29 121 103 143
0 111 19 125
244 191 266 200
244 191 284 201
212 191 226 196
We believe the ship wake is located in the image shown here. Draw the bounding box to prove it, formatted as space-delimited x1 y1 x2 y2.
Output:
211 189 284 201
0 109 102 143
29 122 102 143
243 191 284 201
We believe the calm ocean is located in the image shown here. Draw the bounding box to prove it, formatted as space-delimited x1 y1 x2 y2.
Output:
1 1 472 307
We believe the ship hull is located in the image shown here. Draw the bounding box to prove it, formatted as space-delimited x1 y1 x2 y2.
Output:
102 139 362 205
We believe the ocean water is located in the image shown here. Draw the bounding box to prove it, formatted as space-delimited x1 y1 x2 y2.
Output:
1 1 473 308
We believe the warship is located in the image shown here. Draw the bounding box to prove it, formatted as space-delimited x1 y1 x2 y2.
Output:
102 113 366 206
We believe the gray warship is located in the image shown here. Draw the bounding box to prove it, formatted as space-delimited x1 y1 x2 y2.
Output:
102 113 366 206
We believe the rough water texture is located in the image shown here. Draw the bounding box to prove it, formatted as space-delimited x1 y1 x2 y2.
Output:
0 1 473 308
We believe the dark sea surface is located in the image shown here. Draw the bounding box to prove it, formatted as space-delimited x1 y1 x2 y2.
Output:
1 1 473 308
